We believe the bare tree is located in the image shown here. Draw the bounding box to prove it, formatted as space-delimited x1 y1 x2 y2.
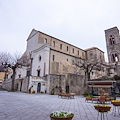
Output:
0 51 30 90
75 56 102 86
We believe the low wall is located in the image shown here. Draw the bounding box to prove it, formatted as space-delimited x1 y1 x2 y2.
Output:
2 79 19 91
49 73 86 95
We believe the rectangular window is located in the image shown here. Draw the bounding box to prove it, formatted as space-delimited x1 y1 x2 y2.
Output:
18 74 21 78
82 52 84 57
37 70 40 77
27 70 30 76
73 49 74 53
53 41 55 47
53 55 55 61
67 46 68 51
60 44 62 49
78 50 79 55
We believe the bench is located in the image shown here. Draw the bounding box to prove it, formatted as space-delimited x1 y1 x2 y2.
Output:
58 92 74 99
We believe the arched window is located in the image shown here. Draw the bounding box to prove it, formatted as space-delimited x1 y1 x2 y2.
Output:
53 41 55 47
67 46 68 51
38 55 41 61
109 35 115 45
60 44 62 49
111 53 119 62
72 49 74 53
44 38 47 43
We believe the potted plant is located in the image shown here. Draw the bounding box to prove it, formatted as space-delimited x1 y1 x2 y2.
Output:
49 110 74 120
85 95 93 102
32 90 35 93
28 85 33 93
28 89 31 93
111 100 120 106
94 104 111 112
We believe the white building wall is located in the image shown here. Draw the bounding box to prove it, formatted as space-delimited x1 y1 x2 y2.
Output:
26 32 43 55
31 44 50 77
15 67 27 79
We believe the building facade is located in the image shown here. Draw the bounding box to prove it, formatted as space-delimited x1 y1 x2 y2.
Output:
3 26 120 95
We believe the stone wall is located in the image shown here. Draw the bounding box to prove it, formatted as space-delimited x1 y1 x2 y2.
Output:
49 73 85 95
49 75 66 95
88 87 112 95
116 65 120 76
66 73 86 95
18 77 28 92
2 79 19 91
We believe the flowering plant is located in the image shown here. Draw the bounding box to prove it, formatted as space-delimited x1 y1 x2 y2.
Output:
111 100 120 102
111 100 120 106
50 110 73 118
94 104 110 107
94 104 111 112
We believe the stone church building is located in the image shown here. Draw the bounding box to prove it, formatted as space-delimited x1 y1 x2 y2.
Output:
2 26 120 95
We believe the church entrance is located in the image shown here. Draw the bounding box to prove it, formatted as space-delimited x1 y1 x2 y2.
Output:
37 83 41 93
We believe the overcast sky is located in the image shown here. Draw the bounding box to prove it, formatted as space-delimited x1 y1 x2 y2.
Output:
0 0 120 62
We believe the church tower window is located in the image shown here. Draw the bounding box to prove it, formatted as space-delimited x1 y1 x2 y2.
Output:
111 53 119 62
109 35 115 45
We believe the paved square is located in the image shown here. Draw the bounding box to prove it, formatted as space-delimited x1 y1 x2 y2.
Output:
0 91 120 120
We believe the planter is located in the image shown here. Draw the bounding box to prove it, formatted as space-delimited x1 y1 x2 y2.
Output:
29 91 31 93
105 98 110 101
110 97 114 100
111 102 120 106
94 106 111 112
85 97 92 102
111 100 120 106
49 114 74 120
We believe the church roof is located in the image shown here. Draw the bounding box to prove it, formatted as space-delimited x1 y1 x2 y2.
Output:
85 47 104 53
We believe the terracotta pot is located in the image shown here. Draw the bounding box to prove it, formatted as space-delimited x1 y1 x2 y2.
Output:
110 97 114 100
86 97 92 100
92 98 99 101
29 91 31 93
94 106 111 112
49 114 74 120
111 102 120 106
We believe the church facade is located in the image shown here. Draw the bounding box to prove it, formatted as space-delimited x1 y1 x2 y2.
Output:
2 26 120 95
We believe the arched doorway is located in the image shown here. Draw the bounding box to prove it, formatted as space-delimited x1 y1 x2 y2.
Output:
66 85 69 93
37 83 41 93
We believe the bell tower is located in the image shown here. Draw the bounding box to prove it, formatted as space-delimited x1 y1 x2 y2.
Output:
105 27 120 64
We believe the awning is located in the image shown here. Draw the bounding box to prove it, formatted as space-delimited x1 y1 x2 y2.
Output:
88 81 116 88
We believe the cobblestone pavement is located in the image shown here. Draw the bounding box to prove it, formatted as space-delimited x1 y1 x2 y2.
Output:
0 91 120 120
